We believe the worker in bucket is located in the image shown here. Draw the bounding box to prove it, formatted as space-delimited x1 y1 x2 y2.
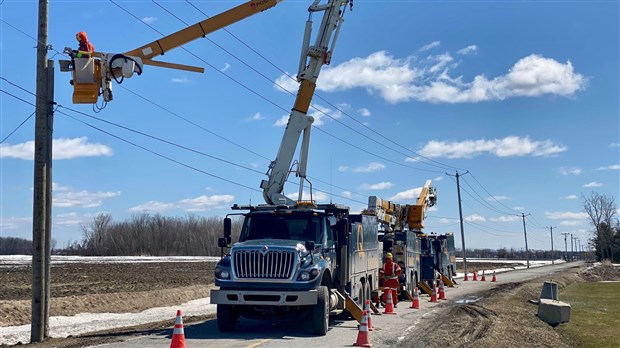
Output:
380 252 402 307
75 31 95 57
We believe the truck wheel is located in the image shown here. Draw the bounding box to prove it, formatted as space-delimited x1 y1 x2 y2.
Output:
217 304 237 332
311 285 329 336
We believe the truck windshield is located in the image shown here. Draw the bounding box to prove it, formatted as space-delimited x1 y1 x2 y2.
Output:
239 215 322 243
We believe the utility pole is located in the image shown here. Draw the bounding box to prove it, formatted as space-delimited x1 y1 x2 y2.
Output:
547 226 556 265
570 234 575 260
447 171 469 278
32 0 54 342
561 232 569 261
519 213 531 268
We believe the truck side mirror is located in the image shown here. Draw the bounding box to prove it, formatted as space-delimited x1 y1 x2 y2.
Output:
305 240 315 252
224 217 232 238
218 237 228 248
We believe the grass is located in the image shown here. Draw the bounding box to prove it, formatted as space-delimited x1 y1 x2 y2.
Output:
558 281 620 348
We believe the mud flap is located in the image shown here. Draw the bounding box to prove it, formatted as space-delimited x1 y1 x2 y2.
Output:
440 273 455 287
418 281 432 296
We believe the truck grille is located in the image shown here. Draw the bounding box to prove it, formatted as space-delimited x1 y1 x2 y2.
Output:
233 250 296 279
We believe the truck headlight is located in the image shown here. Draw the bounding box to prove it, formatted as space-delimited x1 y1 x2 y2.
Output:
216 269 230 280
297 268 319 281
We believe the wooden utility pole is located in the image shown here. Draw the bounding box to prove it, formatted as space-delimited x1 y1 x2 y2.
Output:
548 226 556 265
519 213 530 268
561 232 569 261
32 0 54 342
447 171 469 278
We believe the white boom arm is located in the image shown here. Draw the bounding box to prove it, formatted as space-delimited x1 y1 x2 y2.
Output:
261 0 351 205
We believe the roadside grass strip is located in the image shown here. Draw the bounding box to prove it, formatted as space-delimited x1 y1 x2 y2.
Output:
559 282 620 348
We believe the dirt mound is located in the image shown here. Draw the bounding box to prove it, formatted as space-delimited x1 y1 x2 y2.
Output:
579 262 620 282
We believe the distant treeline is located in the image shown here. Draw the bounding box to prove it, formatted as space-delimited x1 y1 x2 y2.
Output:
0 236 33 255
72 213 243 256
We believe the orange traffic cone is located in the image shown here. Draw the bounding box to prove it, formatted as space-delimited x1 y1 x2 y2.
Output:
410 287 420 309
429 283 438 303
383 289 396 315
364 299 374 331
438 279 446 300
170 309 186 348
481 270 486 282
353 310 372 347
464 272 469 281
472 271 478 281
491 271 497 282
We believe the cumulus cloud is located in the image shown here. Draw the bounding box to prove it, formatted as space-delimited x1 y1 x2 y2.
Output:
545 211 589 219
338 165 349 172
129 201 175 213
141 16 157 24
52 184 120 208
560 220 584 226
361 182 394 190
0 216 30 230
286 190 329 202
178 194 235 212
559 167 582 175
276 51 586 104
595 164 620 171
465 214 486 222
0 137 113 160
420 41 440 51
457 45 478 55
358 108 371 117
583 181 603 188
55 212 98 226
352 162 385 173
563 195 578 200
221 63 231 72
416 136 566 159
341 191 352 198
389 187 423 201
273 103 341 127
489 215 520 222
171 77 189 84
249 112 264 121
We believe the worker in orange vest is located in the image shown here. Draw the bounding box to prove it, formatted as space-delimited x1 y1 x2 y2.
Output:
75 31 95 57
380 252 402 307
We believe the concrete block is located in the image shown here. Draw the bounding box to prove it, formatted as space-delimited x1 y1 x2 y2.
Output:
538 299 571 326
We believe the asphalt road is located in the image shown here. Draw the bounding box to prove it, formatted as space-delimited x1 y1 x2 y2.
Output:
93 261 581 348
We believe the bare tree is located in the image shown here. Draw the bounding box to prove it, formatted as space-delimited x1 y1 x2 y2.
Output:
582 192 618 261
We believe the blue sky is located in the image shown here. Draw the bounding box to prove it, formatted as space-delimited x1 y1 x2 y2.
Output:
1 0 618 251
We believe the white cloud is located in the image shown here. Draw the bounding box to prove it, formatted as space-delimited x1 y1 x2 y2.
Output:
389 187 422 201
489 215 520 222
178 194 235 212
221 63 231 72
563 194 578 200
513 206 525 211
357 108 371 117
559 167 582 175
338 165 349 172
439 217 458 224
560 220 584 226
128 201 175 213
249 112 264 121
141 16 157 24
273 114 289 127
545 211 589 219
465 214 486 222
610 143 620 147
0 216 30 230
417 136 566 159
55 212 97 226
457 45 478 55
360 182 394 190
171 77 189 84
53 184 120 208
286 190 329 202
274 73 299 93
352 162 385 173
486 195 510 202
0 137 113 160
595 164 620 171
583 181 603 188
288 51 586 104
273 103 339 127
433 176 443 181
420 41 440 52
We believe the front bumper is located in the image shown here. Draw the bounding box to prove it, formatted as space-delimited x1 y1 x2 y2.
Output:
210 289 318 306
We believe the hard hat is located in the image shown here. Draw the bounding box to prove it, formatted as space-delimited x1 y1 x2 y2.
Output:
386 252 393 259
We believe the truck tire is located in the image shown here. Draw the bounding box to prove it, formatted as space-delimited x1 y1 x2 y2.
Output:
217 304 237 332
311 285 329 336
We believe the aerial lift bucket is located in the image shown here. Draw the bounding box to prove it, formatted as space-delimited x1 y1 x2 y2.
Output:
71 58 101 104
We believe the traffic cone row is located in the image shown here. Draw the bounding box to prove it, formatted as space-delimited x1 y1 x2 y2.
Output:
467 270 499 282
170 309 186 348
383 289 396 315
438 279 446 300
410 287 420 309
353 310 372 347
429 283 438 303
364 299 374 331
